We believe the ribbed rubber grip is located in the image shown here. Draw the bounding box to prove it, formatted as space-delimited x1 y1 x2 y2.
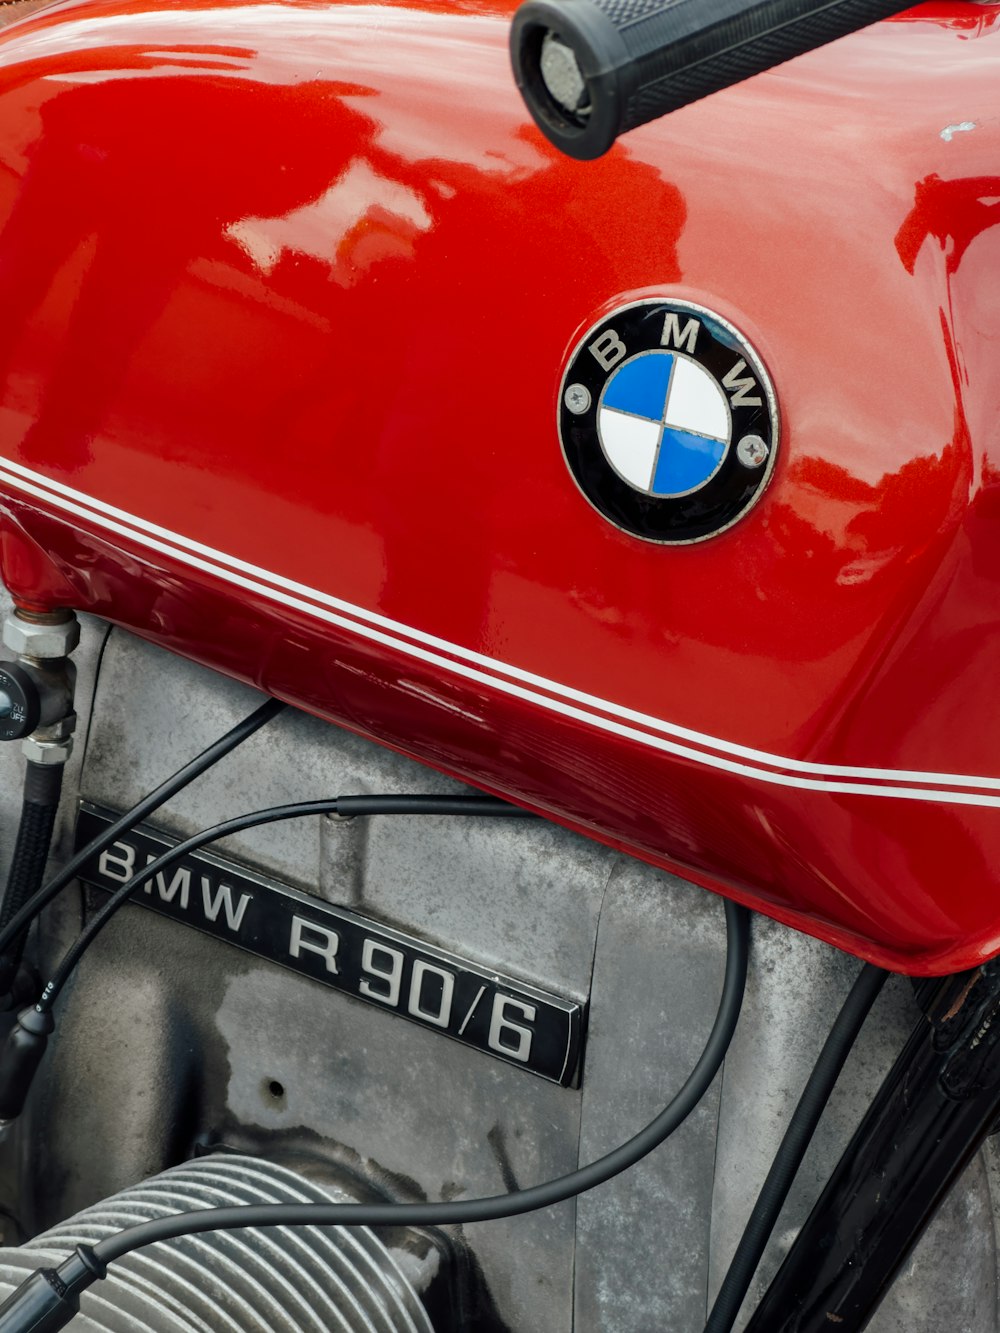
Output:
510 0 914 159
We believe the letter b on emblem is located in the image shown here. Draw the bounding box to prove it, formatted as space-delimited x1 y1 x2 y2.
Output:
589 329 626 371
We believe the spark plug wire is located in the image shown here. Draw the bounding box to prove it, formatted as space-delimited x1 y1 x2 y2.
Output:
0 696 285 969
38 794 534 1012
0 898 750 1332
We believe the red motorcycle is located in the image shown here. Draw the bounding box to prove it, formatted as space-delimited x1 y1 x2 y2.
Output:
0 0 994 1328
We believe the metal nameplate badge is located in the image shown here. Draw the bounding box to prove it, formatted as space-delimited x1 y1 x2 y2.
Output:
75 804 584 1086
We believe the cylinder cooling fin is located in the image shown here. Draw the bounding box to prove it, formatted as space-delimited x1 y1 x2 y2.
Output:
0 1155 437 1332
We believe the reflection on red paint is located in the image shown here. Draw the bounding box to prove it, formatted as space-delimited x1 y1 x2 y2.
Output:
0 70 378 469
0 1 996 971
896 174 1000 275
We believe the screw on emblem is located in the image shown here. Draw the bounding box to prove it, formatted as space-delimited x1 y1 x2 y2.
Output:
564 383 591 415
736 435 769 469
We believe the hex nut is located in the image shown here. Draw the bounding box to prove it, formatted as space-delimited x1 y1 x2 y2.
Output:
20 736 73 766
2 614 80 660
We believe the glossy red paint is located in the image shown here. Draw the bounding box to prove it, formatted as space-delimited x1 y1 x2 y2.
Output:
0 0 996 973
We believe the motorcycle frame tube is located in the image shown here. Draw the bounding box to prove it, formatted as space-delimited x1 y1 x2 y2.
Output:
745 962 1000 1331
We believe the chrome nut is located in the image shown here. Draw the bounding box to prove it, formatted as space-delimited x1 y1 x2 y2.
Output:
2 614 80 660
20 735 73 766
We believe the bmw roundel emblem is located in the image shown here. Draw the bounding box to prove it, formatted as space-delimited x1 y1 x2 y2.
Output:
559 298 779 543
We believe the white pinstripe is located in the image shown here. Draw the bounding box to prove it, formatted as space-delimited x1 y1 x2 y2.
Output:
0 455 995 807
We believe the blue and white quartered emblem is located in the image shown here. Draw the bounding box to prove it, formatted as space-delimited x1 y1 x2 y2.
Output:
559 299 779 543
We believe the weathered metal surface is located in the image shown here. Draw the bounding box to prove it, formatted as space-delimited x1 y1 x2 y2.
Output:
0 620 991 1329
0 1155 438 1331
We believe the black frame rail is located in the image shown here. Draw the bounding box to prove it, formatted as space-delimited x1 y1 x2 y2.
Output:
747 960 1000 1331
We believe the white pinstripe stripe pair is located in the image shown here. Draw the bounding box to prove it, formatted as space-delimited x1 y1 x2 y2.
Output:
0 453 996 807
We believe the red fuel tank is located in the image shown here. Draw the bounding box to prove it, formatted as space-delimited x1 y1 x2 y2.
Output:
0 0 997 974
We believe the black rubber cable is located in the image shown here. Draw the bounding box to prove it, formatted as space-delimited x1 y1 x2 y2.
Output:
0 763 65 987
37 794 532 1010
703 960 889 1333
0 897 748 1326
0 764 64 930
0 697 284 966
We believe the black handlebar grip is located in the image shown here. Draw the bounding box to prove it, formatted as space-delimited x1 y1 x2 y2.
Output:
510 0 915 160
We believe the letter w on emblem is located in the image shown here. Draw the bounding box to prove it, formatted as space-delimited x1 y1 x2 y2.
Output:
722 359 763 409
661 314 699 354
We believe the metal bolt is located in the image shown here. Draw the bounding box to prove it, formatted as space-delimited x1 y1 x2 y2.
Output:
21 736 73 766
564 383 592 415
736 435 769 469
2 613 80 660
540 33 588 116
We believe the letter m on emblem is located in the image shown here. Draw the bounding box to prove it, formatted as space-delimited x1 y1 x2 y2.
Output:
661 314 699 354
